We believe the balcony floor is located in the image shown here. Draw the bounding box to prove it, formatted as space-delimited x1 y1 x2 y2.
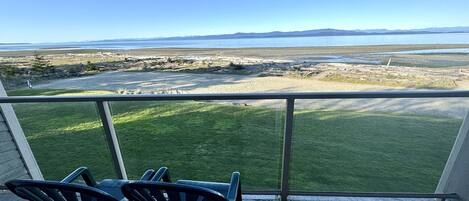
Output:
0 191 449 201
0 191 24 201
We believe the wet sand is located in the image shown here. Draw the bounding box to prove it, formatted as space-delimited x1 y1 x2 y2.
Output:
3 44 469 58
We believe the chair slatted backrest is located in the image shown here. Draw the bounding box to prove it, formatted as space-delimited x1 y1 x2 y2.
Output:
6 179 119 201
122 182 228 201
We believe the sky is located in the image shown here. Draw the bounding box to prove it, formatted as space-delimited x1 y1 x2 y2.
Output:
1 0 469 43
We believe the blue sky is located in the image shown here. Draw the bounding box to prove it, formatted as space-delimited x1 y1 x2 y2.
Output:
1 0 469 43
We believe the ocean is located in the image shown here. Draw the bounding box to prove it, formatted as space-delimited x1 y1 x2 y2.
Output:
1 33 469 51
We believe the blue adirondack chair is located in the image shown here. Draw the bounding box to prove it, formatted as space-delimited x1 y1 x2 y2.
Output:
122 171 241 201
6 166 170 201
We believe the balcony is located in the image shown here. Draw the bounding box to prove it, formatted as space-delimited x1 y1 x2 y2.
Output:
1 90 468 201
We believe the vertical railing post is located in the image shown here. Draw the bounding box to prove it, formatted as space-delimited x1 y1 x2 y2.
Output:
96 101 127 180
437 110 469 201
281 98 295 201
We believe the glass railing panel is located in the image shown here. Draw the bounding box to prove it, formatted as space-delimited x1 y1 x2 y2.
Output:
13 102 116 180
289 98 463 192
111 100 285 191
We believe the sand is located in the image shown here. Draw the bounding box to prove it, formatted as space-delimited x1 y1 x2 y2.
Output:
35 71 469 118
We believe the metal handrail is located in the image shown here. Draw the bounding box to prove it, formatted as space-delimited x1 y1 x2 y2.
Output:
247 191 459 199
1 90 465 201
288 191 460 199
1 90 469 103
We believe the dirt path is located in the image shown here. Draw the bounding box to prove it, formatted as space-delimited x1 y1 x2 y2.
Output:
35 71 469 118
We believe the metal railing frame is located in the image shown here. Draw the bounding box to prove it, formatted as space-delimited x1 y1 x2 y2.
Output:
1 90 466 201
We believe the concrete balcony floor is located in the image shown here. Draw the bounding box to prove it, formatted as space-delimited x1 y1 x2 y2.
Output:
0 191 452 201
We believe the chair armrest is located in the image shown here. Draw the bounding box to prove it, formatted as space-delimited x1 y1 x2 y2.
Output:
60 167 97 187
140 169 155 180
150 167 171 182
176 180 230 196
226 172 241 201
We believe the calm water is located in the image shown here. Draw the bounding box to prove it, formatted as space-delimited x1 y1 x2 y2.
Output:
2 33 469 51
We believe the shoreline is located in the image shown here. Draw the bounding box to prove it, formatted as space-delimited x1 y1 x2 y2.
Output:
2 44 469 91
2 44 469 57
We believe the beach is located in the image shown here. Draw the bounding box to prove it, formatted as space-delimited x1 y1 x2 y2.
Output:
2 44 469 117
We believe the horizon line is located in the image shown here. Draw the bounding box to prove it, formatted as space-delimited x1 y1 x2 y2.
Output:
3 25 469 44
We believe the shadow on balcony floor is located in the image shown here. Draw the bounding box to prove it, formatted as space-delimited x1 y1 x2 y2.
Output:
0 190 24 201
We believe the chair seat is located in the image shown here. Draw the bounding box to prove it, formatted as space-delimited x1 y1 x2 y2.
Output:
96 179 130 200
176 180 230 197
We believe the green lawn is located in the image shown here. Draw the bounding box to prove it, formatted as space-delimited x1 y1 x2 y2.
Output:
8 89 461 193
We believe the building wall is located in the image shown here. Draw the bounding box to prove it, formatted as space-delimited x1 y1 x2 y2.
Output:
0 109 30 185
0 80 42 186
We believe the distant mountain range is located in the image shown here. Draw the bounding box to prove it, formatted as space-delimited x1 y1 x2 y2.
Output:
4 26 469 44
159 26 469 40
0 43 30 45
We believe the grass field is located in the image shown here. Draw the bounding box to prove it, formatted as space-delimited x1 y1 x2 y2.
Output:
320 73 457 89
8 89 461 192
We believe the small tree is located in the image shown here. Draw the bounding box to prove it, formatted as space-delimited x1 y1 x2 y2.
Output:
228 62 244 70
32 53 53 74
0 65 17 77
85 61 98 71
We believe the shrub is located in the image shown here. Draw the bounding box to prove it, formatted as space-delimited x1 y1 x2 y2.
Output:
85 61 98 71
228 62 244 70
67 66 84 77
32 53 53 74
0 65 17 77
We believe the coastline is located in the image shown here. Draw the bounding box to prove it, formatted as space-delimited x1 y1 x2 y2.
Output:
1 44 469 57
2 44 469 91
